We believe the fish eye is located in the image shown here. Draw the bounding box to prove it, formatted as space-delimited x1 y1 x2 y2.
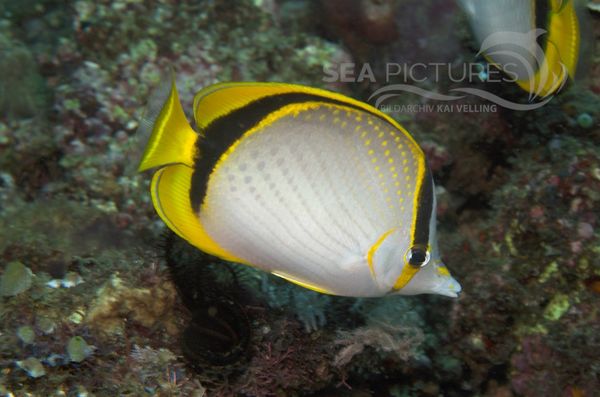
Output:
406 246 430 268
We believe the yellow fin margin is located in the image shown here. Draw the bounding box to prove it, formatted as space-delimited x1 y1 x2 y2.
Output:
271 270 333 295
151 164 244 263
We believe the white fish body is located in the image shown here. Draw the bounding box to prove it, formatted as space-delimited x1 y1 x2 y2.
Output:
140 81 462 298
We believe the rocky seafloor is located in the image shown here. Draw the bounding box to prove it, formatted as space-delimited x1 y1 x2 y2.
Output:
0 1 599 396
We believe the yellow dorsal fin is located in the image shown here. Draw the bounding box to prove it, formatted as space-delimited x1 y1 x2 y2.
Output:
137 75 198 172
192 82 422 150
151 163 244 263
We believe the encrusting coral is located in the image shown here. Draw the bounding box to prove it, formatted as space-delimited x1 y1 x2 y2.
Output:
85 273 179 337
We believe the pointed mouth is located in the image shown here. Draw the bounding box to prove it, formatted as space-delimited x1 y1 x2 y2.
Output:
433 276 462 298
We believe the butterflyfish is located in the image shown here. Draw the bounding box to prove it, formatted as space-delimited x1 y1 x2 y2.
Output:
459 0 588 97
137 78 461 298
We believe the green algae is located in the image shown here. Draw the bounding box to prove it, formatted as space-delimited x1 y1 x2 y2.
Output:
35 316 56 334
16 325 35 344
0 261 33 297
16 357 45 378
539 261 559 283
516 324 548 336
543 294 571 321
67 336 92 363
0 33 49 119
0 198 134 259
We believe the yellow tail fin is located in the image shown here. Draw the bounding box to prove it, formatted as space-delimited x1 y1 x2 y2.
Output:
137 74 198 172
517 0 581 97
548 0 580 80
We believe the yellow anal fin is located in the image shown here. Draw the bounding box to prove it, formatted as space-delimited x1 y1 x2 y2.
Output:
271 270 333 295
138 75 198 172
151 164 243 263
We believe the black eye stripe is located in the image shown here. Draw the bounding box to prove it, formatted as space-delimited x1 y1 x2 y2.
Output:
409 250 426 264
411 165 434 250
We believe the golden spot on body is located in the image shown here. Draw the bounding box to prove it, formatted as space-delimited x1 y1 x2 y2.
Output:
367 118 373 125
405 175 411 181
388 158 394 164
378 173 384 179
378 131 384 138
395 181 400 186
341 121 347 128
392 174 398 180
390 166 396 172
386 197 392 203
365 139 372 146
396 190 402 195
319 114 326 121
402 159 408 165
395 137 401 143
401 151 407 157
384 150 390 157
355 116 362 122
381 141 388 147
383 188 389 193
375 166 380 172
305 114 312 120
333 117 341 124
360 130 366 136
371 158 377 163
403 166 409 173
368 149 374 155
400 206 405 211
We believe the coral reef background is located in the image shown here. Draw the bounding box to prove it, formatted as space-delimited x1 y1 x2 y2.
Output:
0 0 599 396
